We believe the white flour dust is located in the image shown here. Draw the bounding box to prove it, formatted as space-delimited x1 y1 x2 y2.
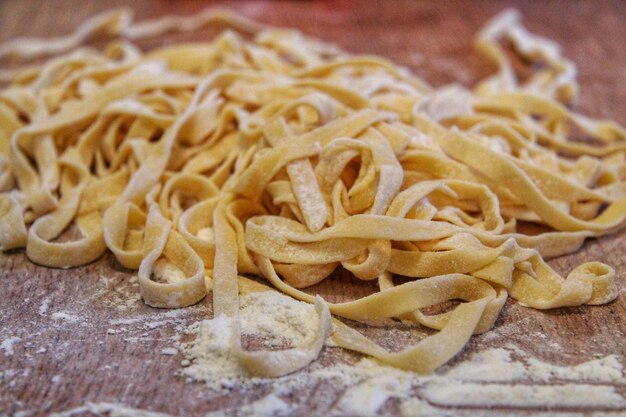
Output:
0 336 20 356
182 290 318 384
48 402 176 417
180 290 626 416
4 275 625 417
51 312 81 324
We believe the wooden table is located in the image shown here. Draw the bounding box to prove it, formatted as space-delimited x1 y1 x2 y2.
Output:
1 1 625 416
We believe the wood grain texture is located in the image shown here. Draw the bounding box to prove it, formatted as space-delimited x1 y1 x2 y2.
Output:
0 1 625 416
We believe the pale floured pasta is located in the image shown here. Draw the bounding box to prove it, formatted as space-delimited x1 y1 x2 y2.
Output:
0 7 625 377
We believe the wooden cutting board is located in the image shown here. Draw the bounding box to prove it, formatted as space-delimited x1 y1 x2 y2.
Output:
1 1 625 416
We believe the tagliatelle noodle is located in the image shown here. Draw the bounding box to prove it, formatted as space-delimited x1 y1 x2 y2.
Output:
0 7 625 376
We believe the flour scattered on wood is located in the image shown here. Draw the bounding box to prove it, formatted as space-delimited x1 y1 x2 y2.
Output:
4 274 624 416
183 316 243 384
97 275 142 312
38 298 51 316
0 337 21 356
180 289 626 415
182 290 318 385
205 393 292 417
48 402 176 417
51 312 81 324
239 290 317 347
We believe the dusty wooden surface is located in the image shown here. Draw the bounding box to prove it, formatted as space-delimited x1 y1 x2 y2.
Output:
0 1 625 416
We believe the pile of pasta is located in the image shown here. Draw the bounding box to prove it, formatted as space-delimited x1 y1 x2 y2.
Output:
1 8 625 377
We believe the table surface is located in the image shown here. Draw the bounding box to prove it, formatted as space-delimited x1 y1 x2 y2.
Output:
1 1 625 416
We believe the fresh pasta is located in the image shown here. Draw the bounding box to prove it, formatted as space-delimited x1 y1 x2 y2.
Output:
1 7 625 376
